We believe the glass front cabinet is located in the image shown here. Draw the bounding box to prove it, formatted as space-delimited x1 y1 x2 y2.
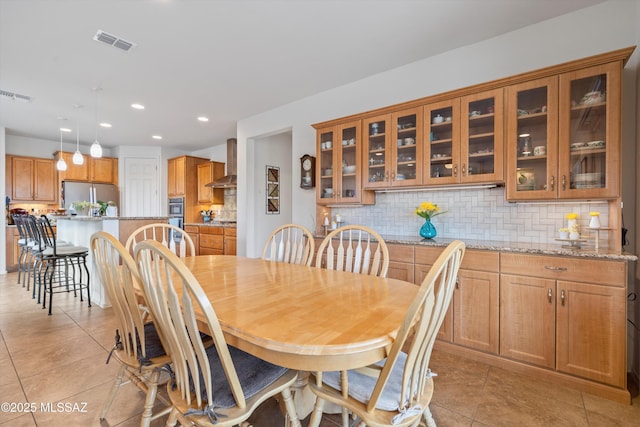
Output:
316 121 373 205
558 63 620 199
506 76 559 200
507 63 621 200
363 107 423 189
425 89 503 185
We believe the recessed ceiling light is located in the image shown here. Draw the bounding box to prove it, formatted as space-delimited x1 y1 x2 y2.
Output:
197 116 209 122
100 122 112 128
131 103 145 110
152 135 162 140
60 127 72 133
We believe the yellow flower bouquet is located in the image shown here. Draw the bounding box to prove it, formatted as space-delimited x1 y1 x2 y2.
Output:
415 202 446 220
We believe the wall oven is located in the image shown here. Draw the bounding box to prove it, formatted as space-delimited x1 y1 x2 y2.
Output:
168 197 184 217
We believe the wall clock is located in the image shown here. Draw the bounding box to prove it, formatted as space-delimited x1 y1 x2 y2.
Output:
300 154 315 189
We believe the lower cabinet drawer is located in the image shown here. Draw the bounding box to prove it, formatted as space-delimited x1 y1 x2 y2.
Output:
500 253 626 286
200 247 223 255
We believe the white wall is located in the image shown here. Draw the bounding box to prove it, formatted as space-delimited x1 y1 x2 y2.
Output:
249 131 295 252
5 134 114 158
237 0 639 257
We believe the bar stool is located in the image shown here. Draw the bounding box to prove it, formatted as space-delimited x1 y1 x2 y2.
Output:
12 214 30 286
34 215 91 315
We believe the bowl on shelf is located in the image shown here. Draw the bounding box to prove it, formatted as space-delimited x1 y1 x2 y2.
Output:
324 168 333 175
581 91 605 105
323 188 333 195
570 142 586 150
574 172 602 184
342 165 356 174
586 140 605 148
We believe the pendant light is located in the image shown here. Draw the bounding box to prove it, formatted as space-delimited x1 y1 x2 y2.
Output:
90 87 103 158
72 117 84 165
56 125 68 171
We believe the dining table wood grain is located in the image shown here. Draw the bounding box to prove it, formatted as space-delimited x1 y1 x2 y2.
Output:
180 255 419 372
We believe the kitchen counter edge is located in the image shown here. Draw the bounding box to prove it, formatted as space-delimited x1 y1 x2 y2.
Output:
316 233 637 262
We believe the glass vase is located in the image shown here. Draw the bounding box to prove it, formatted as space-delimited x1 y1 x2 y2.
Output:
419 218 437 239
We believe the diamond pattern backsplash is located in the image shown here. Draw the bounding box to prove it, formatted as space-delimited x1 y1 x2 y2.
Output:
331 187 610 247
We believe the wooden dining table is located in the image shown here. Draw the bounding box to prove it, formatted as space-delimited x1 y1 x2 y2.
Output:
181 255 419 372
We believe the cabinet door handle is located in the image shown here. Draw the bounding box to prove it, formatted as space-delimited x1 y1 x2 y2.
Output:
544 266 567 272
391 171 396 182
385 171 389 182
561 289 566 306
461 163 466 176
456 277 460 289
550 175 555 191
561 175 566 191
548 288 553 303
453 165 458 177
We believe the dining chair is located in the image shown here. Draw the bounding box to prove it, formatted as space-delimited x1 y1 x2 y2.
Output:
308 240 466 427
262 223 315 266
90 231 172 427
316 225 389 277
34 215 91 315
126 223 195 258
134 240 302 427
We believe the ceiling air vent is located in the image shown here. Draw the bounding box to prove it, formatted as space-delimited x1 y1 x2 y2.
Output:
93 30 136 52
0 89 32 102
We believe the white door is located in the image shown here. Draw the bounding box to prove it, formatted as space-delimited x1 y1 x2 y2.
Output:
124 157 159 216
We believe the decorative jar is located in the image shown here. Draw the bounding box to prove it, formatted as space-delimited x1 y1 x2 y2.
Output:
589 212 601 229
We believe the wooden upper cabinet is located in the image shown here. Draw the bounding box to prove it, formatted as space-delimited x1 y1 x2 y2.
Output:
506 62 622 201
363 107 423 189
6 155 57 203
197 161 225 204
91 157 118 184
57 152 89 181
505 76 559 200
558 62 621 199
168 156 187 197
55 151 117 185
316 121 374 205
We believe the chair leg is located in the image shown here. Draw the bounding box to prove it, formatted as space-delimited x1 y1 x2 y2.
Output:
140 369 161 427
166 408 180 427
280 387 301 427
47 259 57 315
423 405 437 427
307 397 325 427
101 364 127 420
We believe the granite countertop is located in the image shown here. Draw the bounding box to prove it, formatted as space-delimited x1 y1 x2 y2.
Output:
385 235 637 261
316 233 637 261
185 222 237 228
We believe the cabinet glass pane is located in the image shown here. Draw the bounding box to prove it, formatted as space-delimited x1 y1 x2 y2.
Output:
515 86 548 193
319 130 335 200
466 97 496 176
568 74 607 190
394 114 417 181
340 126 358 200
366 120 387 184
428 107 454 178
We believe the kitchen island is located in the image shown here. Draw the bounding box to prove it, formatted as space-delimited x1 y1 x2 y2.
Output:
56 216 169 307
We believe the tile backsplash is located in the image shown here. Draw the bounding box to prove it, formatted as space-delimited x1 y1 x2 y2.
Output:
331 187 611 247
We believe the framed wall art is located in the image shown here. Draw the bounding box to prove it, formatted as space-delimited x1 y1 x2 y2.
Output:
266 165 280 214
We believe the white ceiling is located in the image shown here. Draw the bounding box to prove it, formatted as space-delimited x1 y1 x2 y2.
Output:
0 0 605 151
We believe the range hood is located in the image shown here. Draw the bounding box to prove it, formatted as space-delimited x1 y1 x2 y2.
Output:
206 138 237 188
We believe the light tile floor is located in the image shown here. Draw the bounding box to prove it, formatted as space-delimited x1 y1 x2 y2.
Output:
1 271 639 426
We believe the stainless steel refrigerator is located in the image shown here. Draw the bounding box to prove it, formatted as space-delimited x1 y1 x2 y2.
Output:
61 181 119 211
